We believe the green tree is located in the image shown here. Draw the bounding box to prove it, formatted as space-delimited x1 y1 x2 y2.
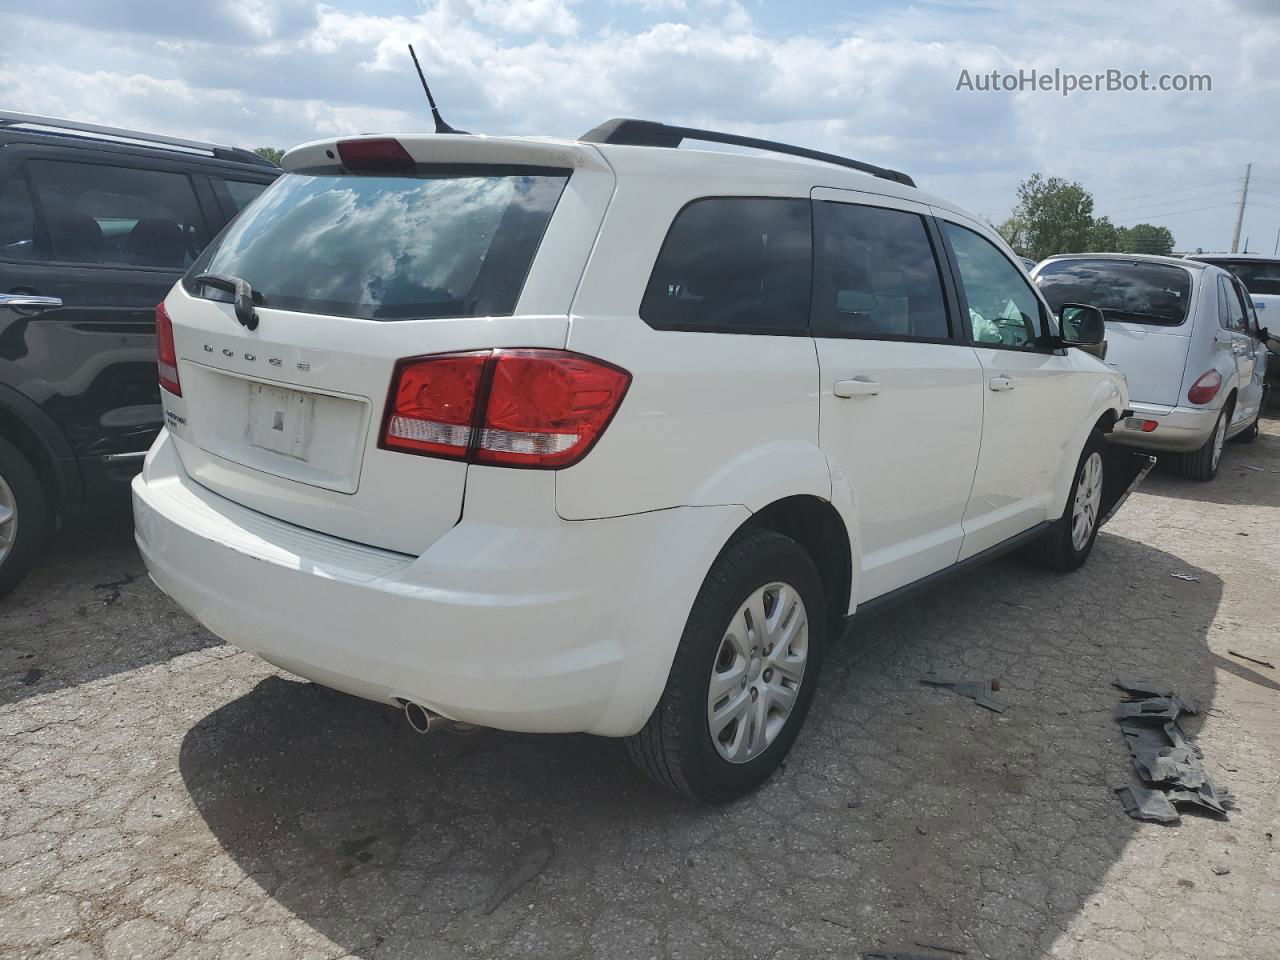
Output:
253 147 285 166
1009 173 1096 260
996 215 1029 256
1087 216 1120 252
1117 223 1174 256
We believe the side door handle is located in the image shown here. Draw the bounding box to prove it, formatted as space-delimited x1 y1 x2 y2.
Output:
833 377 881 398
988 375 1017 392
0 292 63 310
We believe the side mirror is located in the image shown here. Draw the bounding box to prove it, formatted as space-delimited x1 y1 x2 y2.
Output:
1059 303 1106 346
1256 325 1270 343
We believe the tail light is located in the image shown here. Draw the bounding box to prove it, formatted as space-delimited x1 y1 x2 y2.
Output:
156 302 181 396
1187 369 1222 405
380 349 631 469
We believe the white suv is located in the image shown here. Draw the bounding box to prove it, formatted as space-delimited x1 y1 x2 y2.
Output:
133 120 1137 801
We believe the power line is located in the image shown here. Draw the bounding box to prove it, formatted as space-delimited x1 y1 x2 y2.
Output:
1100 192 1240 218
1109 202 1242 223
1106 177 1242 205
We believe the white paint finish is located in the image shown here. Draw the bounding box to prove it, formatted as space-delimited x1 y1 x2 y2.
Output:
138 131 1137 740
162 286 572 555
960 347 1090 555
135 431 748 736
816 338 984 602
559 168 825 519
1099 323 1192 407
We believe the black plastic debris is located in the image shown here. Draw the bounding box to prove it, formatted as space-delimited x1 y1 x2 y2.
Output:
1115 786 1179 824
919 678 1007 713
1114 678 1176 698
1112 681 1233 824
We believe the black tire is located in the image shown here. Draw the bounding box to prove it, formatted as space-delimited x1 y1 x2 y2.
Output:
1180 409 1227 481
0 437 50 601
625 528 827 802
1031 428 1107 572
1230 408 1259 444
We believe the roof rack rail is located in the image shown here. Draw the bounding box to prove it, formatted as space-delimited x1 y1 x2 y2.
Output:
579 118 914 188
0 110 276 168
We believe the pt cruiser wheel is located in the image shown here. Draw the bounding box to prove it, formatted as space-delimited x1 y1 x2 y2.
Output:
1180 409 1227 481
626 529 826 802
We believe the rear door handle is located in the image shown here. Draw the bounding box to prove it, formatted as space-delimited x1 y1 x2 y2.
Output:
833 377 881 398
988 375 1017 392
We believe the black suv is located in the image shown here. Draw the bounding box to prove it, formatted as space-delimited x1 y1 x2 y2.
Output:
0 111 278 597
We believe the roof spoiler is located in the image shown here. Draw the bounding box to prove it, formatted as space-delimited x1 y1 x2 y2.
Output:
579 118 915 188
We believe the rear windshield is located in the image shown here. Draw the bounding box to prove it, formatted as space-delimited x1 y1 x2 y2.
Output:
184 167 569 320
1194 258 1280 296
1034 259 1193 326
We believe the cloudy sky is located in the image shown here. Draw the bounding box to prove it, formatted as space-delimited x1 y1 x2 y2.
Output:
2 0 1278 252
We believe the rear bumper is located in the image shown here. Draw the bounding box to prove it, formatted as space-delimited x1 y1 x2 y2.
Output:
134 431 747 737
1107 401 1220 453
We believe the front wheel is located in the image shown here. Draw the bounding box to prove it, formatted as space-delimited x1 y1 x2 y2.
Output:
1031 428 1106 572
625 529 826 802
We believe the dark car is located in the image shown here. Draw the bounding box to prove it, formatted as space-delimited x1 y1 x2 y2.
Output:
0 111 278 596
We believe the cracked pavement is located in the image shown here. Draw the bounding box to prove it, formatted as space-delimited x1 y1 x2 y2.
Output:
2 419 1278 959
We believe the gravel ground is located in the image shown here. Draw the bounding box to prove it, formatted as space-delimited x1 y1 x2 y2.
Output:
2 419 1278 960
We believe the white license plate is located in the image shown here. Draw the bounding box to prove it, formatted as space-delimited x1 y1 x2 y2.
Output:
246 383 316 460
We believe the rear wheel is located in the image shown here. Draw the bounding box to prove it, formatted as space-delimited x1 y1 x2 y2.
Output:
625 529 826 802
1180 409 1227 481
0 437 50 600
1031 428 1106 572
1230 407 1260 444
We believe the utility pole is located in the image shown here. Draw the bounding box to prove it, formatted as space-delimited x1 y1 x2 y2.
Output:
1230 162 1251 253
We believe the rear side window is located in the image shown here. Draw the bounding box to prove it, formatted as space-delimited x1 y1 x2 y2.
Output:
812 201 950 340
224 180 268 212
186 167 570 321
640 197 812 334
1196 258 1280 296
24 159 209 268
1218 275 1247 332
0 172 36 260
1035 259 1192 326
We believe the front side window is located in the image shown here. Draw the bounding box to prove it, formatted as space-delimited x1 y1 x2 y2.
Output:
23 159 209 268
186 167 569 321
943 222 1044 350
1218 275 1247 332
1035 259 1192 327
640 197 812 334
812 201 950 340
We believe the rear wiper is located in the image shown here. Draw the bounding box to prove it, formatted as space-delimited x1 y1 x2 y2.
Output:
1102 308 1178 325
193 273 261 330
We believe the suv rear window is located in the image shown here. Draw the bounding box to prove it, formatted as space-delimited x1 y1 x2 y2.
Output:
1035 259 1193 326
185 167 570 320
640 197 812 334
1195 258 1280 296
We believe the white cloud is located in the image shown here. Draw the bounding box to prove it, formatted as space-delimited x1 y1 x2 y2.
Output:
0 0 1277 250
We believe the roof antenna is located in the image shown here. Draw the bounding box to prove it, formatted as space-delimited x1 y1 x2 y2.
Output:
408 44 468 134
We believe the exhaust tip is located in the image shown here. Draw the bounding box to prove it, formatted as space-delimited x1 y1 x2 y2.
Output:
403 700 439 734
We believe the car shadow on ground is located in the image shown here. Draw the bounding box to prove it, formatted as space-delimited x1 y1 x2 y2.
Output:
179 530 1224 959
0 512 219 708
1137 414 1280 509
